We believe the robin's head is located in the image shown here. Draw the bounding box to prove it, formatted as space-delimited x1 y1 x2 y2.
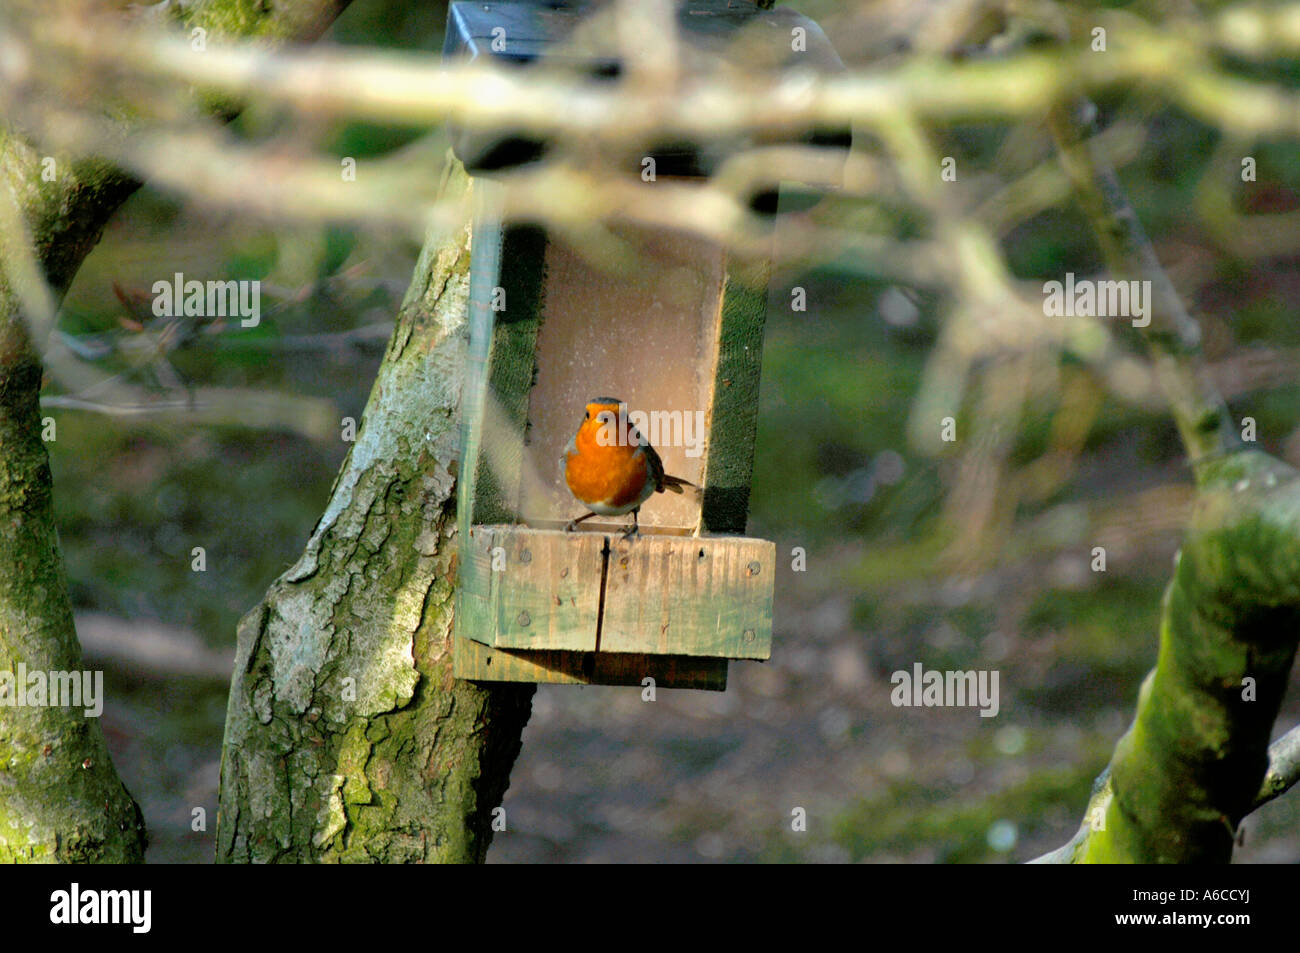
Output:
574 397 630 451
582 397 625 430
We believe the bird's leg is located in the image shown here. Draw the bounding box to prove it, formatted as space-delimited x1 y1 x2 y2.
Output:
621 508 640 541
565 511 599 532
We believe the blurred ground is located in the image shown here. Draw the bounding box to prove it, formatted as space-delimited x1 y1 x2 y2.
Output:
40 0 1300 863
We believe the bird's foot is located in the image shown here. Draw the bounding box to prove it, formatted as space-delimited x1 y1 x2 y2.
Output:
620 523 639 541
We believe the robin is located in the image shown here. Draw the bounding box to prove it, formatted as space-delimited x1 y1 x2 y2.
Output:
563 397 694 539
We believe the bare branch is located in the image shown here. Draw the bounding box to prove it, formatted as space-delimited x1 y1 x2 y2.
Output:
1253 724 1300 812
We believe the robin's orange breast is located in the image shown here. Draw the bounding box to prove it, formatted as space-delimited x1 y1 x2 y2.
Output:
565 443 651 510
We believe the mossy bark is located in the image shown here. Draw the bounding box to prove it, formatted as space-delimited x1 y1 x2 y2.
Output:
0 136 151 863
0 303 147 863
0 0 352 863
1042 450 1300 863
216 163 535 863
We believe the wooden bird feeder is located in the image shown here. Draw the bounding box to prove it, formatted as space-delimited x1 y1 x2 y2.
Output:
445 0 846 689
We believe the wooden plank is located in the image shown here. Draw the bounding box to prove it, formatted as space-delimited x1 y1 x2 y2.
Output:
455 525 499 649
457 179 504 544
700 255 771 534
456 526 602 651
600 534 774 659
454 182 556 659
453 637 729 691
456 526 774 677
457 180 549 536
454 526 514 669
490 527 604 651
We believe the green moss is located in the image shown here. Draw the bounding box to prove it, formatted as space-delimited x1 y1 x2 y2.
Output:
1065 451 1300 862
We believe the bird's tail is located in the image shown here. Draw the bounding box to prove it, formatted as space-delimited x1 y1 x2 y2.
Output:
661 474 695 494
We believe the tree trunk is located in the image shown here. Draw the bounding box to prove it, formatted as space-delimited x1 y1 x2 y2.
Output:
216 162 535 863
0 0 353 863
0 121 152 861
0 305 147 863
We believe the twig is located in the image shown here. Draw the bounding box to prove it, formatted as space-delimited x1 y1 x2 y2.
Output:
1253 723 1300 811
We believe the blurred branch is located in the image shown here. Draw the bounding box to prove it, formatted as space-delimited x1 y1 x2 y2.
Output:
2 1 1296 304
9 3 1300 138
0 0 354 429
1195 136 1300 259
1214 4 1300 58
866 105 1103 554
197 322 394 354
58 320 394 359
77 612 233 681
1048 99 1240 466
12 100 952 285
975 120 1146 235
1 102 344 438
39 388 342 441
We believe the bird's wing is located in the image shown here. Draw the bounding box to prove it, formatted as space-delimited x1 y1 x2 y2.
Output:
643 441 666 492
559 433 578 478
624 420 662 485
